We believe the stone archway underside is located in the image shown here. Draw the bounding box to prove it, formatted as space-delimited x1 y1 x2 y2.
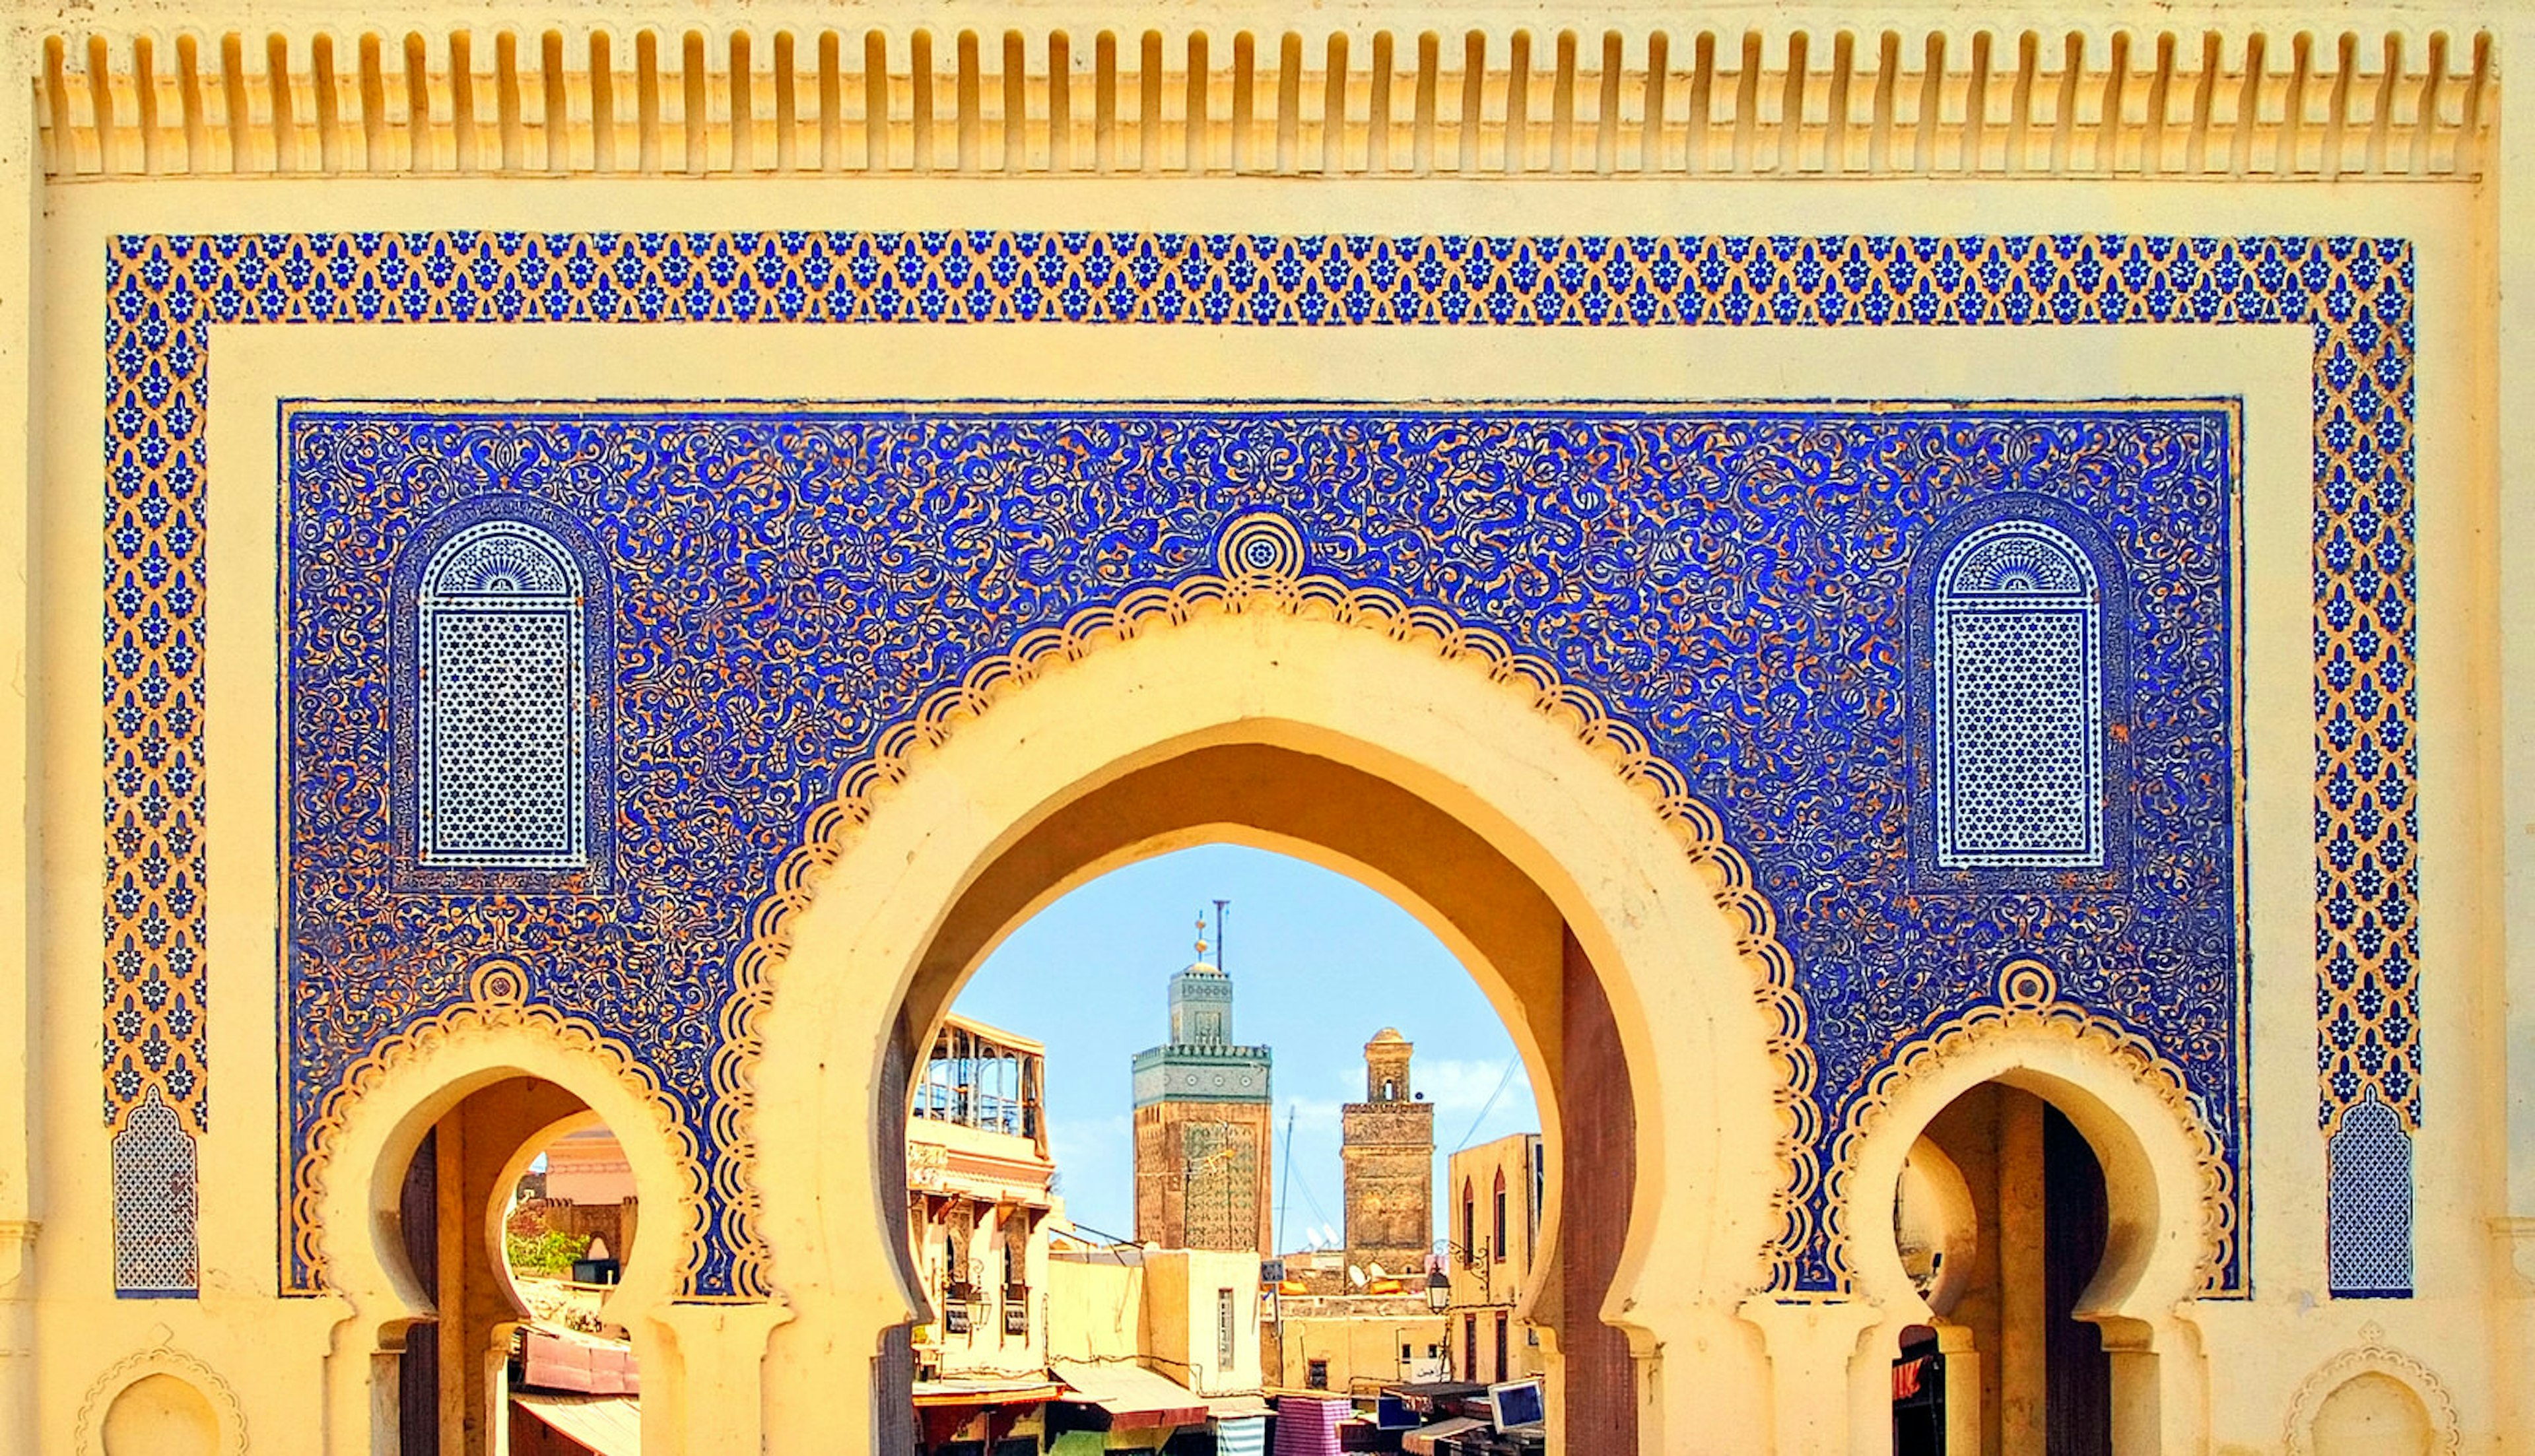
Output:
858 736 1656 1450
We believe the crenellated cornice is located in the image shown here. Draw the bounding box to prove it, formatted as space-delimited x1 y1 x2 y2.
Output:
33 17 2495 182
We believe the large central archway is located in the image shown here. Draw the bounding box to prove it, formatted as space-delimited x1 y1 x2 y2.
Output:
751 605 1791 1452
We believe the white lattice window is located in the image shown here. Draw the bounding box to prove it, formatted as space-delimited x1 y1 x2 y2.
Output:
1934 520 2105 869
112 1091 198 1295
419 521 587 869
2327 1095 2414 1298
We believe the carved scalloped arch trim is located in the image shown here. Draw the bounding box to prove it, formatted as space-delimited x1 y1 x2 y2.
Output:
74 1340 246 1456
290 959 710 1294
2283 1323 2462 1456
713 544 1816 1299
1823 958 2234 1294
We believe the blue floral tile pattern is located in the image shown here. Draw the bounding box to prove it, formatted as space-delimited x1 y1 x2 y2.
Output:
98 232 2414 1302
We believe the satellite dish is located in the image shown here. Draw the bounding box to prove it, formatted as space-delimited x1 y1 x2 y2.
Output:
1349 1266 1367 1288
1369 1263 1388 1280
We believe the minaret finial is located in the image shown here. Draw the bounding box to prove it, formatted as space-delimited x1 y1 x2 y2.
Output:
1194 912 1209 962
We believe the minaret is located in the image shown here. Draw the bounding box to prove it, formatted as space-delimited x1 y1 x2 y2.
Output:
1341 1028 1435 1278
1130 910 1275 1257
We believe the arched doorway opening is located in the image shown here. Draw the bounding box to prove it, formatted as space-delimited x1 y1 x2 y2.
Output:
387 1081 650 1456
308 993 705 1456
1895 1082 2114 1456
875 756 1611 1453
1840 962 2229 1456
905 843 1555 1451
752 607 1792 1455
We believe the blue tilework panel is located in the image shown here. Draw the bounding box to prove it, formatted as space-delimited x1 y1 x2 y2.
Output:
94 232 2417 1303
283 404 2242 1296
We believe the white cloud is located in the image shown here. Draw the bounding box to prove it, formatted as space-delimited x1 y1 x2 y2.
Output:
1415 1056 1534 1113
1281 1094 1348 1127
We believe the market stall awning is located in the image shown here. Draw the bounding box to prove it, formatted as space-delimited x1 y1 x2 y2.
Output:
510 1393 641 1456
1049 1358 1209 1430
910 1377 1065 1408
1211 1408 1270 1456
1270 1394 1347 1455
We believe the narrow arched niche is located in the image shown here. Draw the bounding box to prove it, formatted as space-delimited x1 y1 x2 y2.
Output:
101 1373 219 1456
2311 1371 2437 1456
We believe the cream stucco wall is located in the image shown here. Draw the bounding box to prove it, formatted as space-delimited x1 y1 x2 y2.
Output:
1274 1296 1448 1395
0 5 2524 1453
1137 1248 1266 1398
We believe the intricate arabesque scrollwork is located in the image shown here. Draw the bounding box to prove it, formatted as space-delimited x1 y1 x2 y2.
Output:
85 229 2407 1299
283 403 2241 1298
712 533 1821 1294
281 405 2241 1299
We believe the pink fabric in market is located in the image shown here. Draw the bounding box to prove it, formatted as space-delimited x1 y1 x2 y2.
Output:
1271 1395 1346 1456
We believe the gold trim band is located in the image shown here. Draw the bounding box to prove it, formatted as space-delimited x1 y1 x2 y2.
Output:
38 22 2493 182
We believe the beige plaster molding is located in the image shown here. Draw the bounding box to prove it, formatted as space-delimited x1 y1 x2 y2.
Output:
2495 1214 2535 1289
34 17 2493 182
0 1220 35 1296
2281 1321 2461 1456
71 1337 248 1456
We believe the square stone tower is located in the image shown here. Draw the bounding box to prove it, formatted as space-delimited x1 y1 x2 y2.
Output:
1130 930 1274 1258
1341 1028 1435 1279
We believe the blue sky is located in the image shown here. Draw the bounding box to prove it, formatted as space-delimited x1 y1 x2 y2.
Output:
950 844 1541 1252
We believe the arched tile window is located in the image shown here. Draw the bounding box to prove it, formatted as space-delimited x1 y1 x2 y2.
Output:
1933 520 2106 869
111 1090 197 1296
418 521 588 869
2326 1094 2414 1298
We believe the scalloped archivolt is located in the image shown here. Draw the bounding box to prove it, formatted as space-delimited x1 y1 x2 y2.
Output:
292 960 711 1296
1822 959 2234 1295
713 546 1821 1299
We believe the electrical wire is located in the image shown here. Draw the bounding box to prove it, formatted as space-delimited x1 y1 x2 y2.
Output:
1451 1057 1520 1152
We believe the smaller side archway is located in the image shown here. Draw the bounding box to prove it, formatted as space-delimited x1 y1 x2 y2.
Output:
1835 963 2228 1455
306 963 730 1456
